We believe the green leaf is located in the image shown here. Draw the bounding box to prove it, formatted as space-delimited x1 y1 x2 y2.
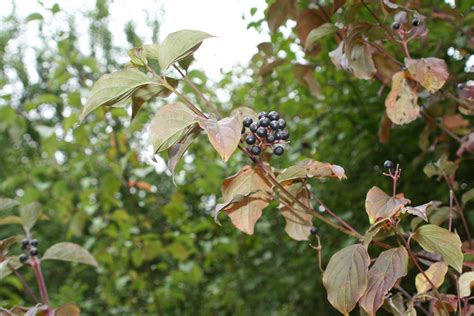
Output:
462 189 474 206
19 202 42 231
458 271 474 298
51 4 61 14
423 154 458 178
385 71 420 125
149 103 199 153
218 165 273 235
305 23 337 51
277 159 346 183
26 13 43 22
0 256 22 280
359 246 408 316
0 215 23 226
198 114 242 162
278 182 313 241
158 30 214 71
128 47 148 66
42 242 98 267
323 244 370 315
365 187 410 224
415 261 448 294
0 198 19 211
130 78 178 121
79 68 155 122
413 224 463 272
0 236 17 254
405 57 449 93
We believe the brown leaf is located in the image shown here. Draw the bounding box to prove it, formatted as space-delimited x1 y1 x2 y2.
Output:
378 112 392 144
385 71 420 125
373 52 400 86
259 58 286 77
277 159 346 184
359 246 409 316
293 65 322 99
443 114 470 130
167 126 201 176
55 304 80 316
279 182 313 241
198 114 242 162
266 0 294 33
295 9 325 55
405 57 449 93
365 186 410 224
415 261 448 294
219 165 273 234
348 43 376 80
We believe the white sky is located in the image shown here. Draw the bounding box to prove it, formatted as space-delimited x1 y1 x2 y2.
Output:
4 0 269 80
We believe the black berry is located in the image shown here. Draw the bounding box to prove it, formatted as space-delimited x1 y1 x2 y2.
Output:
259 117 271 127
392 22 400 30
273 146 284 156
30 248 38 256
250 145 261 155
256 127 267 137
268 111 280 121
412 18 420 26
310 226 318 235
384 160 394 169
258 112 267 119
246 135 257 145
30 239 38 247
249 122 259 132
266 133 276 143
279 130 289 140
277 119 286 129
21 239 29 250
19 254 28 263
243 117 253 127
270 120 280 130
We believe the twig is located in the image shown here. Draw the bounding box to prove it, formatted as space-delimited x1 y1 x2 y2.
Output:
8 262 39 302
309 235 324 273
449 189 453 232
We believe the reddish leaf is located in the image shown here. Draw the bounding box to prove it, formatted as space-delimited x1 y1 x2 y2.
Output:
259 58 286 77
323 244 370 315
198 114 242 161
405 57 449 93
279 182 313 241
385 71 420 125
373 52 400 86
219 165 273 234
359 246 409 316
266 0 294 33
365 187 410 224
293 65 322 99
295 9 325 55
443 114 470 130
55 304 80 316
378 112 392 144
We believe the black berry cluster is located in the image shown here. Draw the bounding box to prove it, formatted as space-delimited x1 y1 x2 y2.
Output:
19 238 39 263
242 111 289 156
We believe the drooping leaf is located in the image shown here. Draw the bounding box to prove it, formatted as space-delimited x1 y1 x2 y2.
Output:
19 202 42 231
458 271 474 298
158 30 214 71
278 182 313 241
413 224 463 272
0 256 22 280
167 126 201 176
54 304 80 316
365 187 410 224
305 23 337 51
373 52 400 86
405 57 449 93
277 159 346 183
415 261 448 294
214 190 262 221
266 0 293 33
218 165 273 235
79 69 155 121
404 202 431 222
42 242 98 267
296 9 326 55
0 236 17 254
198 114 242 162
359 246 409 316
322 244 370 315
348 43 376 80
130 78 178 121
385 71 420 125
26 13 43 22
149 103 199 153
0 198 19 211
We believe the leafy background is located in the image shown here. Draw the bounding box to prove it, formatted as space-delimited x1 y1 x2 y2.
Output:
0 0 473 315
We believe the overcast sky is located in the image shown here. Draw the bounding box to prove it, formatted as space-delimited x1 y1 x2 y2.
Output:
4 0 269 80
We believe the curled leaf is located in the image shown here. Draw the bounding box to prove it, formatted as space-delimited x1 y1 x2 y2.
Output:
458 271 474 298
279 182 313 241
404 202 432 222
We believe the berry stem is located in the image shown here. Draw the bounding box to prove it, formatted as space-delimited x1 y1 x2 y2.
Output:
31 257 51 315
8 262 39 302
